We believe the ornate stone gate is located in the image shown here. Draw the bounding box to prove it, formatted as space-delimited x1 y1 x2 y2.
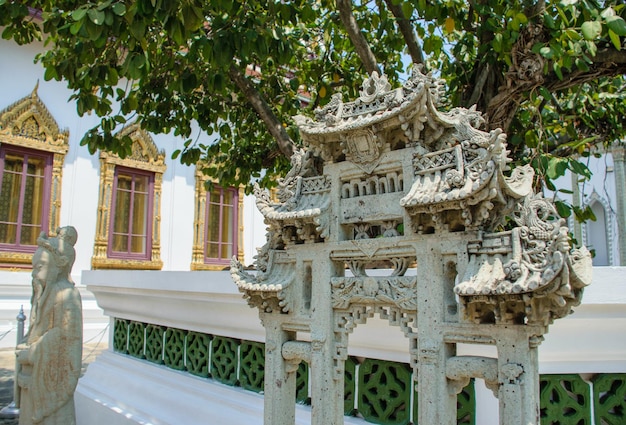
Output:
231 68 592 425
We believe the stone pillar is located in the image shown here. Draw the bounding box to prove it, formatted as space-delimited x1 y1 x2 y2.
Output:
416 239 458 425
612 144 626 265
496 329 541 425
262 316 297 425
310 256 344 425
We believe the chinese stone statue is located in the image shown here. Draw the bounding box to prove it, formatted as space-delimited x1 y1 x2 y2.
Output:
17 226 82 425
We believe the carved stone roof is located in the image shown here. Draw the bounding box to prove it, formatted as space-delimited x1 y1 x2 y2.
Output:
230 252 294 313
294 68 444 137
232 68 592 330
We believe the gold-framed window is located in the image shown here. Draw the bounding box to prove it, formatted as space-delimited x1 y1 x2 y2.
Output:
0 85 69 269
191 168 244 270
91 123 165 270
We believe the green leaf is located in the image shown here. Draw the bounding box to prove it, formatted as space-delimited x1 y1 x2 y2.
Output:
72 8 87 21
70 20 83 35
88 9 105 25
606 16 626 36
493 33 503 52
539 45 553 58
112 3 126 16
401 2 413 18
601 7 616 19
581 21 602 40
609 29 622 50
130 20 146 39
43 66 58 81
554 200 572 218
553 62 563 80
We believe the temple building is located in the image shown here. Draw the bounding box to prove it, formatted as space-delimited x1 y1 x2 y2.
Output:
0 34 624 425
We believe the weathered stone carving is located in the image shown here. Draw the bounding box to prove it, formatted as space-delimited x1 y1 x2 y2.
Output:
456 194 592 326
17 226 82 425
232 67 592 425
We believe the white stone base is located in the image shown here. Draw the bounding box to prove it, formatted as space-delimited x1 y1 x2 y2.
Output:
76 350 367 425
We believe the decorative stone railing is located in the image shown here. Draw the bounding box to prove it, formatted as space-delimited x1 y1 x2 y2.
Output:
76 268 626 425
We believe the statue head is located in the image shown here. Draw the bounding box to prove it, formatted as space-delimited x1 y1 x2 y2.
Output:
32 226 78 286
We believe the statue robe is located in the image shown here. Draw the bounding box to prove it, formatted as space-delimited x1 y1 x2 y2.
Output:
18 279 82 425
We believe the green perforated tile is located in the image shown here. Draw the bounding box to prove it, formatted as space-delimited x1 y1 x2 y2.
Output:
593 373 626 425
128 321 146 359
540 374 591 424
344 356 358 415
145 324 165 364
211 336 239 385
164 328 186 371
185 331 211 378
113 318 129 354
357 358 411 425
456 379 475 425
296 361 310 404
240 341 265 392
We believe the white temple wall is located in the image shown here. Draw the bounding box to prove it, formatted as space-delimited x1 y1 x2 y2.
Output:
551 152 622 265
0 38 266 276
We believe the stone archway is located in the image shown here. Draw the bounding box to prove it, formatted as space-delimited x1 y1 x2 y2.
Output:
232 68 592 425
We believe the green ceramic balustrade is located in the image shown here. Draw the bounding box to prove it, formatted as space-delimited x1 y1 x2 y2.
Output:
112 319 626 425
127 321 145 359
211 336 239 385
113 318 129 354
145 324 165 364
540 374 592 424
164 328 186 371
240 341 265 392
592 374 626 425
185 331 210 378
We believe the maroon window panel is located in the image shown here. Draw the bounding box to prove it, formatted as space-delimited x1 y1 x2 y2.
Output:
0 145 52 252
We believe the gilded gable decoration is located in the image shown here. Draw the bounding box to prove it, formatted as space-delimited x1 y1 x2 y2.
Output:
0 83 69 153
91 122 165 270
98 122 166 172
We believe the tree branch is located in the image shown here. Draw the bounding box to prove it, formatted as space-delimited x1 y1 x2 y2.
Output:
336 0 380 75
485 60 626 132
228 64 295 159
594 47 626 64
383 0 425 67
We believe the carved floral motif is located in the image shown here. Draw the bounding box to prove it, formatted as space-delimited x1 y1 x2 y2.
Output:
331 276 418 311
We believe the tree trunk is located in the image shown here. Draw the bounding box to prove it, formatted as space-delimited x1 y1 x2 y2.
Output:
383 0 425 67
228 64 295 159
336 0 380 75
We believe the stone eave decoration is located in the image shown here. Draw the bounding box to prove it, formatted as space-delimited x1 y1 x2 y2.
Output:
254 149 331 244
455 195 592 326
231 250 294 314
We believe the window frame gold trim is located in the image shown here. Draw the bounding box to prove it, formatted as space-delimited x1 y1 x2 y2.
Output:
91 123 166 270
0 85 69 267
190 167 244 271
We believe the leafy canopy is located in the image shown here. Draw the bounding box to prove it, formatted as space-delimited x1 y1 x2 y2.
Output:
1 0 625 220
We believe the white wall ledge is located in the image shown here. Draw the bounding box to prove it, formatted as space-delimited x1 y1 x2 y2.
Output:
77 267 626 425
